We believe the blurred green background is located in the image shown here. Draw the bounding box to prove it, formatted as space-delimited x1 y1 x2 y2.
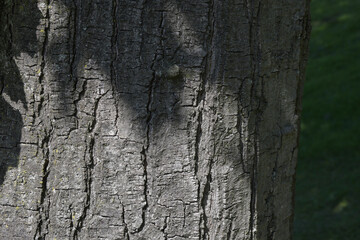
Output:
294 0 360 239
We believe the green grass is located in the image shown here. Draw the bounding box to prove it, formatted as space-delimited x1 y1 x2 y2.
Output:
294 0 360 239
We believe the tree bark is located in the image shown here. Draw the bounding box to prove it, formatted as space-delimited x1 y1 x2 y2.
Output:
0 0 310 239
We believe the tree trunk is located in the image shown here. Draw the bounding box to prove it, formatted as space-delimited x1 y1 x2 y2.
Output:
0 0 310 239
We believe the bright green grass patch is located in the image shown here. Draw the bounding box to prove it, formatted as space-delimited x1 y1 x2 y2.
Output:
294 0 360 239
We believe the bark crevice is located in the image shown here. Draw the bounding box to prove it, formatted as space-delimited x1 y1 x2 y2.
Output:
37 0 50 117
35 123 54 239
73 91 108 239
34 1 51 238
161 215 169 240
200 156 213 240
136 8 165 234
198 0 215 239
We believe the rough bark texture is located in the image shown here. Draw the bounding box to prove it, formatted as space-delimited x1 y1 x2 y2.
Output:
0 0 310 239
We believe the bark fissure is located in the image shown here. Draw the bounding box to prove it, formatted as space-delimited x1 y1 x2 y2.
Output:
161 215 169 240
138 146 149 233
245 0 262 239
193 112 202 179
34 1 52 238
69 204 74 236
198 0 215 238
37 0 50 117
111 0 119 130
72 79 86 121
182 202 186 228
136 8 165 234
200 147 214 239
0 203 37 212
34 123 54 239
137 70 154 234
73 91 108 239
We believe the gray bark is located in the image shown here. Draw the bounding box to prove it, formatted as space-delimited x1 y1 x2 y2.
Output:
0 0 310 239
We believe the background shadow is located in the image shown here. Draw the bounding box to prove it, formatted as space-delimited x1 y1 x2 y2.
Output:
294 0 360 239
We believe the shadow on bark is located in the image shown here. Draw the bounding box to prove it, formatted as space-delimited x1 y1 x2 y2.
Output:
0 1 41 185
0 0 211 186
0 0 225 184
43 0 213 139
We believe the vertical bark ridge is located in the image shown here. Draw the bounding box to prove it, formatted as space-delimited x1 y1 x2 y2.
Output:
245 0 263 239
73 90 109 238
34 0 52 238
197 0 215 239
72 140 90 239
135 4 166 235
35 124 53 239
